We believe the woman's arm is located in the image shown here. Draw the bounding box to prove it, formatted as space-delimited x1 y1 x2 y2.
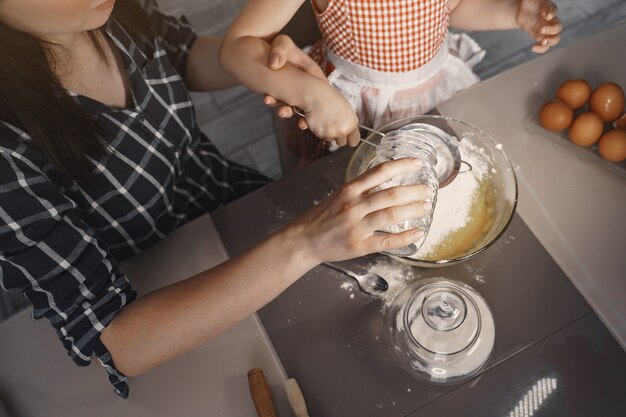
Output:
449 0 562 53
184 35 238 91
101 158 432 377
101 223 314 377
219 0 360 146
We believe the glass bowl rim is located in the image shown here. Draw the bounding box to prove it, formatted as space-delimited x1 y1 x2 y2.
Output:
345 115 519 267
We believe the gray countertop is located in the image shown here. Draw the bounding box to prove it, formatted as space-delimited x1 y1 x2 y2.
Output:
211 23 626 416
212 148 626 416
437 23 626 348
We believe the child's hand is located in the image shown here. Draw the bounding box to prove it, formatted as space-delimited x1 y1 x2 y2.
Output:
301 86 361 147
259 35 359 146
516 0 562 53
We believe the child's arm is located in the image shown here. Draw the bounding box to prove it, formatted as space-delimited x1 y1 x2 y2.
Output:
185 34 322 94
220 0 360 146
449 0 562 54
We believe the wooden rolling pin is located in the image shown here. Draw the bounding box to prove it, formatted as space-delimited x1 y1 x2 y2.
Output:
247 368 278 417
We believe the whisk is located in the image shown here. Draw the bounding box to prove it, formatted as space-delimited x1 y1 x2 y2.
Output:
293 108 381 148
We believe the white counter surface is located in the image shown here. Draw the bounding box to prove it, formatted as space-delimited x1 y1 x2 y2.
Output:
0 215 292 417
437 23 626 348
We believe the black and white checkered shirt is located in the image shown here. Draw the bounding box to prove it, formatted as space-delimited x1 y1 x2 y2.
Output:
0 0 268 398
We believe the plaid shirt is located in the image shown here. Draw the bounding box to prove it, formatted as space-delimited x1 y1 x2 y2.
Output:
0 0 267 398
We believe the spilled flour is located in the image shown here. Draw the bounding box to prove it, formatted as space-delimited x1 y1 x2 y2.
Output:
335 257 420 309
366 258 420 307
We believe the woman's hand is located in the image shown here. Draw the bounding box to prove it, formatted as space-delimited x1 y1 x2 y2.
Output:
262 35 360 147
516 0 562 53
263 35 327 125
290 158 434 264
263 35 325 128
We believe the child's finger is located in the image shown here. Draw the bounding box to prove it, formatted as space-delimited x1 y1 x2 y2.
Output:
532 39 550 54
545 34 561 47
347 129 361 147
335 136 348 147
297 118 308 130
543 2 558 20
538 34 560 49
540 18 562 36
532 34 559 54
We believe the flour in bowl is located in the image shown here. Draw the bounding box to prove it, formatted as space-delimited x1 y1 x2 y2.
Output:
411 138 493 261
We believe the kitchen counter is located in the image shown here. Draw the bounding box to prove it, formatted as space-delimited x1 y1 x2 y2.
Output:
212 149 626 416
211 23 626 416
0 215 292 417
437 22 626 348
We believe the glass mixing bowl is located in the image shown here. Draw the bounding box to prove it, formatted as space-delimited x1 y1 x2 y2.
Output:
345 116 518 267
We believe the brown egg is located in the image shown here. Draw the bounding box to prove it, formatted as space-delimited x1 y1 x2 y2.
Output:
614 112 626 130
539 100 573 131
597 129 626 162
555 79 591 109
589 82 625 122
568 112 604 147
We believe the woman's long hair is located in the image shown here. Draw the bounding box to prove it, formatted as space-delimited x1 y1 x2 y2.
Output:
0 1 154 181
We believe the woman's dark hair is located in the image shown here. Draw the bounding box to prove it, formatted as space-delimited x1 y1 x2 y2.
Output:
0 1 154 181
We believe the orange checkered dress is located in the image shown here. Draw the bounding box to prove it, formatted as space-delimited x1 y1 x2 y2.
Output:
309 0 449 74
285 0 482 166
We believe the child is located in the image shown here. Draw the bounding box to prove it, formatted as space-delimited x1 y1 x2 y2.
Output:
221 0 562 164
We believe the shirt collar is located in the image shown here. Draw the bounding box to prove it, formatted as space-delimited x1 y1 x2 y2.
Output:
70 17 150 115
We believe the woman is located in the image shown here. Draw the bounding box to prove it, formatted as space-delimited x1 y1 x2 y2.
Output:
0 0 431 398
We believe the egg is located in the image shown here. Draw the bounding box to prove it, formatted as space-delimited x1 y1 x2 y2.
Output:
555 79 591 109
597 129 626 162
614 112 626 130
568 112 604 147
539 100 573 131
589 82 625 122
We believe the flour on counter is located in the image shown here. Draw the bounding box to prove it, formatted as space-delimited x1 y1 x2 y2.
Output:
334 258 420 307
366 258 420 306
463 262 487 285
